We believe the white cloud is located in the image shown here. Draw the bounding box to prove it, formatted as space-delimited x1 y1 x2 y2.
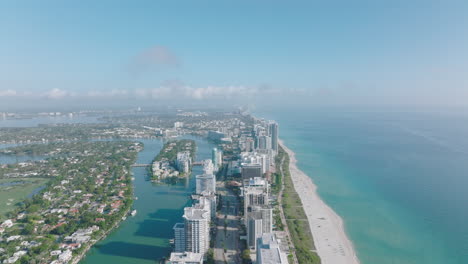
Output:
0 89 17 97
133 85 265 100
43 88 70 99
86 89 129 97
186 85 254 99
0 84 284 101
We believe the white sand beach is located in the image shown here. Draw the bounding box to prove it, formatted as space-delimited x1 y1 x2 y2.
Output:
280 140 360 264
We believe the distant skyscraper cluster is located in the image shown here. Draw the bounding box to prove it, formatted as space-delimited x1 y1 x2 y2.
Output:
252 120 278 153
243 177 272 249
169 117 286 264
235 119 287 263
170 157 218 264
237 119 279 179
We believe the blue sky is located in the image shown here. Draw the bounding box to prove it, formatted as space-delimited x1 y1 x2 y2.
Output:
1 0 467 108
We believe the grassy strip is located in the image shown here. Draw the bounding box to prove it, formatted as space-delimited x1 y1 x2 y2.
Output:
0 178 49 219
279 146 321 264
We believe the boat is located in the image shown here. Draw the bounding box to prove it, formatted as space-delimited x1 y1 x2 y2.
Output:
121 216 127 220
130 209 137 216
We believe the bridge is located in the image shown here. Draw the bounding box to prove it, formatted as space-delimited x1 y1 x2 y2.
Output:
131 164 151 167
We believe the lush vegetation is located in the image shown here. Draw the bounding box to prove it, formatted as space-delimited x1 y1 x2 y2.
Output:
270 150 284 195
241 249 252 264
0 123 157 145
279 146 321 264
273 207 284 231
153 139 196 162
149 139 196 182
0 141 141 263
206 248 215 264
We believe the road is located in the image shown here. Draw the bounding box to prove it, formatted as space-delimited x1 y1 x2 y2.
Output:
213 182 241 264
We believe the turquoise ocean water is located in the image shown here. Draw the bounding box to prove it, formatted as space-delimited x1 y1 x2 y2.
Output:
256 108 468 264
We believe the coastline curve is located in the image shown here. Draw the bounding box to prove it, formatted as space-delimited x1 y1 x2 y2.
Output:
279 139 360 264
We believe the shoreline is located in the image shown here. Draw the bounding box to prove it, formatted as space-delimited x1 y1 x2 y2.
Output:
72 148 141 264
279 139 360 264
71 206 132 264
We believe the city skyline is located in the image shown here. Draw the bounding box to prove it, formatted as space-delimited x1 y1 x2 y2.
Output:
1 1 468 263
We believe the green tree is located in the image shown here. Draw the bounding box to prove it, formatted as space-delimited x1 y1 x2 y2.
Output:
51 224 67 235
242 249 251 264
206 248 215 264
19 255 31 264
22 224 34 235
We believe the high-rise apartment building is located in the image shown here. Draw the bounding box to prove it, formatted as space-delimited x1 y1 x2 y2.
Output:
195 174 216 194
202 159 214 175
256 233 289 264
246 206 273 249
257 135 272 150
183 207 210 256
173 223 186 253
241 164 262 181
269 121 279 153
176 151 192 174
211 148 223 171
243 184 269 225
247 218 264 249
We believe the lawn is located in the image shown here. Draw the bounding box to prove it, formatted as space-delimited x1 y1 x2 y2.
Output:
0 178 49 219
280 146 321 264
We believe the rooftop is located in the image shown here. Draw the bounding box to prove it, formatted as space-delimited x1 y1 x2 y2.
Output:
173 223 185 229
183 207 209 220
247 177 267 187
257 233 288 264
195 174 215 179
169 252 203 262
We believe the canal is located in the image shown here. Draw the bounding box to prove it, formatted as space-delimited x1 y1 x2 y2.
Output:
80 136 216 263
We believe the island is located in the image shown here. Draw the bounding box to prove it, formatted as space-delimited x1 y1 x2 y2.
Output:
150 139 196 183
